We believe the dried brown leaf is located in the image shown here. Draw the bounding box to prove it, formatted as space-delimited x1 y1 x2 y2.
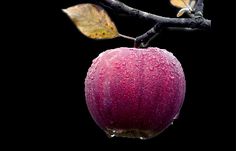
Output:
63 4 119 39
170 0 190 8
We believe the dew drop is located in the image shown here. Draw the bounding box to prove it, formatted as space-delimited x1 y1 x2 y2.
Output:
142 51 147 55
100 67 105 73
108 134 115 138
139 137 145 140
125 73 129 78
130 52 135 58
149 66 154 71
114 63 120 69
99 71 103 75
90 76 94 80
92 58 97 63
173 113 179 119
105 129 117 138
161 66 165 70
152 75 156 79
160 59 165 64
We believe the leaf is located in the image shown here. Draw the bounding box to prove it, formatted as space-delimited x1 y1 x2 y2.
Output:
63 4 119 39
177 7 190 17
189 0 196 9
170 0 190 8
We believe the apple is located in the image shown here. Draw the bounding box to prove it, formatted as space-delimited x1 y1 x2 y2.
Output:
84 47 186 139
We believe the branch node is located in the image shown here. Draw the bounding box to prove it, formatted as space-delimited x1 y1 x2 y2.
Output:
134 23 162 48
194 11 203 18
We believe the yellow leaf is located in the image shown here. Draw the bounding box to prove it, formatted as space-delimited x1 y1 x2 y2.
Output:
189 0 196 9
63 4 119 39
170 0 190 8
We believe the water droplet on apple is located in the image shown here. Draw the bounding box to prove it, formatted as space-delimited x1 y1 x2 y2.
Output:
108 134 115 138
114 63 120 69
90 76 94 80
142 51 147 55
149 66 154 71
173 113 179 119
160 59 165 64
130 53 135 59
125 72 129 78
105 129 117 138
139 137 145 140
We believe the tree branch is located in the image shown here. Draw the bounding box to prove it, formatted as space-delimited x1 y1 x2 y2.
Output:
135 23 162 48
100 0 210 29
194 0 204 16
99 0 211 47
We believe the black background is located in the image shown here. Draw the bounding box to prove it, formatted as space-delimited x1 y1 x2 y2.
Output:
7 0 235 150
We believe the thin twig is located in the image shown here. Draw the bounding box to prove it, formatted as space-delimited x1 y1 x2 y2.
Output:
194 0 204 16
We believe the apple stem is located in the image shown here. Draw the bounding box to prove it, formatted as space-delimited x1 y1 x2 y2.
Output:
134 23 162 48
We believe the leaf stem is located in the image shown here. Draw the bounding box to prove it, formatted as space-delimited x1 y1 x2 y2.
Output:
118 34 136 41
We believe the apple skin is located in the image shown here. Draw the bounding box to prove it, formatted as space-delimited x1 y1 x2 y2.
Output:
84 47 186 139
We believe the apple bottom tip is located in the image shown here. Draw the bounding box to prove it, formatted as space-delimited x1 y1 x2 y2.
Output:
104 128 159 140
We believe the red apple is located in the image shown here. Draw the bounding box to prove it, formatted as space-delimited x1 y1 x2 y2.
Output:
84 47 186 139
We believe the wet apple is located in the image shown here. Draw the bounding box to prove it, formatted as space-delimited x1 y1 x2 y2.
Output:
85 47 186 139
